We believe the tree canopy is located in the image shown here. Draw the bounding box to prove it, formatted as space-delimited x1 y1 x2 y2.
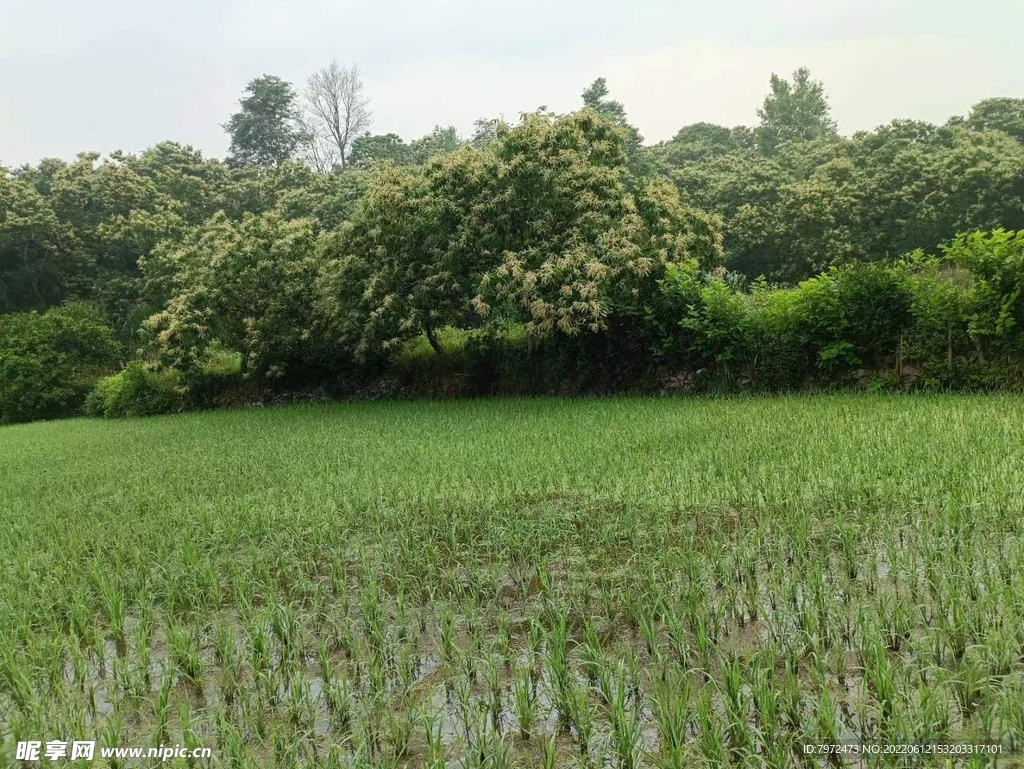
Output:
3 63 1024 418
757 67 838 153
224 76 304 169
317 111 722 357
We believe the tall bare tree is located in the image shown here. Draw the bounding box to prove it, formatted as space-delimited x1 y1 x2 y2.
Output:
297 113 339 174
304 60 372 169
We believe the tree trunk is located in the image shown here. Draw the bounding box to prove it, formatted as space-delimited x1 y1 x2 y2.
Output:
424 325 442 356
23 245 45 307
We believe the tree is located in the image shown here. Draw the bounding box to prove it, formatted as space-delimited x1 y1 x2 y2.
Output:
143 212 328 377
349 133 412 166
272 163 369 232
9 152 187 326
319 111 723 357
757 67 837 153
581 78 628 123
317 149 499 356
0 173 83 312
0 303 121 424
580 78 651 177
703 117 1024 284
476 112 722 337
42 153 168 273
654 123 742 165
728 161 864 283
127 142 235 225
297 113 339 174
470 117 507 148
847 122 1024 260
304 60 372 169
408 126 462 164
965 98 1024 144
224 76 303 169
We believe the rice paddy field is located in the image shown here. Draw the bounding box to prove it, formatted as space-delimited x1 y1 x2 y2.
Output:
2 395 1024 767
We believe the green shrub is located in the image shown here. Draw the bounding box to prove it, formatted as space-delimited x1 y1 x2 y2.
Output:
648 260 704 358
85 363 182 418
199 341 244 376
903 254 972 385
396 327 471 362
0 303 121 424
789 262 913 370
389 326 534 397
748 283 810 389
646 233 1024 391
941 228 1024 358
682 276 757 366
175 342 247 409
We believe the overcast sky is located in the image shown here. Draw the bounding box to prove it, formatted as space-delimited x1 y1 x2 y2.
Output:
2 0 1022 166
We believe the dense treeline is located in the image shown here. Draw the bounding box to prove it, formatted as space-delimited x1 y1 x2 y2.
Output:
2 68 1024 422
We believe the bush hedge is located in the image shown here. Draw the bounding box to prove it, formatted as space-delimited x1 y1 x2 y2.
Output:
0 303 120 424
3 230 1023 424
84 363 183 418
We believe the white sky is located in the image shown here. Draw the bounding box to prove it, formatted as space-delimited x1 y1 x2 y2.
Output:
2 0 1022 165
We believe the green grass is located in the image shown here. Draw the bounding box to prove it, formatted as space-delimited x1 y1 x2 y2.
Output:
2 395 1024 767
